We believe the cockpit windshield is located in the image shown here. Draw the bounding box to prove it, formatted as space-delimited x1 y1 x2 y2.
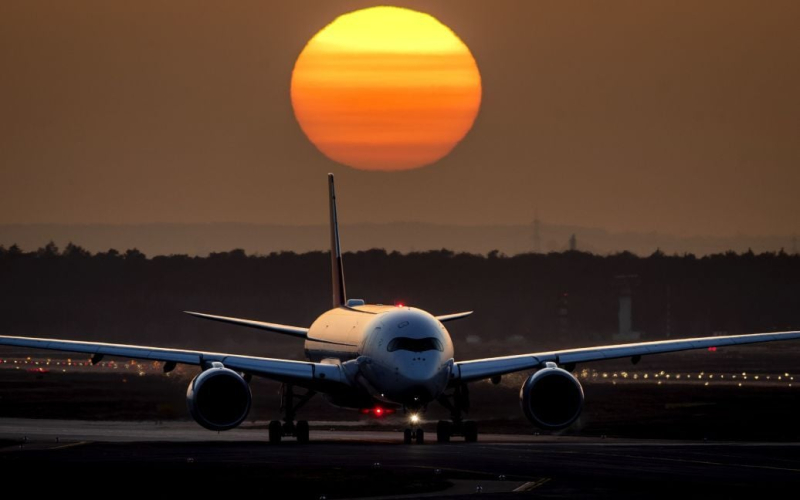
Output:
387 337 444 353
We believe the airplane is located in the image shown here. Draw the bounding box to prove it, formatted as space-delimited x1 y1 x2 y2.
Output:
1 173 799 444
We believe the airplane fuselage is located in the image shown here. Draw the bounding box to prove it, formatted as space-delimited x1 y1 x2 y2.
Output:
305 305 454 409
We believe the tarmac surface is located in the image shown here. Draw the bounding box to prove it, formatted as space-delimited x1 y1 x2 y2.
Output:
1 418 799 498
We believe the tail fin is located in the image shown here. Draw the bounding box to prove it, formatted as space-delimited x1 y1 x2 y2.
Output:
328 173 347 308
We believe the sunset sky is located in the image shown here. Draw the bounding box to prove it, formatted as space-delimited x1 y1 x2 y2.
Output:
1 1 798 238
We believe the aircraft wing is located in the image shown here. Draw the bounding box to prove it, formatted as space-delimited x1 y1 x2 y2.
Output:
0 334 348 387
453 330 800 383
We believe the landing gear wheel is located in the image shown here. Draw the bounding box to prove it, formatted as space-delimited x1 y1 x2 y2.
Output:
464 420 478 442
437 420 452 443
415 428 425 444
269 420 282 444
403 428 413 444
296 420 310 443
276 384 316 443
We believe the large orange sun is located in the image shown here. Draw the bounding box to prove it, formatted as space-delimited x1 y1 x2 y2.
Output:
291 6 482 171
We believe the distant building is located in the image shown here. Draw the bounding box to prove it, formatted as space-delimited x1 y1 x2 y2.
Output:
613 275 641 341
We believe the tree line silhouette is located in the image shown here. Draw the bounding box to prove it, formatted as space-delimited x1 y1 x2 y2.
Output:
1 243 798 360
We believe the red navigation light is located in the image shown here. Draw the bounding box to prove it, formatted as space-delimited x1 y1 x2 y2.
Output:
362 407 395 417
708 346 717 352
396 303 404 308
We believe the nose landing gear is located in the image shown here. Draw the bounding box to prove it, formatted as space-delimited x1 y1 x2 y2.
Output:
403 412 425 444
403 427 424 444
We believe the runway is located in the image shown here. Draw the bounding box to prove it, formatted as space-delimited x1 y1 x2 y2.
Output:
1 419 799 498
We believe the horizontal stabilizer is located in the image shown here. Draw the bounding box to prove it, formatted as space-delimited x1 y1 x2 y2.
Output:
185 311 308 337
185 311 357 347
435 311 474 323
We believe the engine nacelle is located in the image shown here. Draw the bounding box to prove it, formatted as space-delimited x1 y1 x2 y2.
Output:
186 365 252 431
519 364 584 430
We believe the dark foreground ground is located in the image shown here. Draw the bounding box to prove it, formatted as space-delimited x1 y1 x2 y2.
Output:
1 420 799 499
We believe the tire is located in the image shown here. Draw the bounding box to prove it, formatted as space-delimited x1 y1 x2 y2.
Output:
436 420 452 443
464 420 478 443
296 420 309 443
403 428 413 444
269 420 283 444
415 428 425 445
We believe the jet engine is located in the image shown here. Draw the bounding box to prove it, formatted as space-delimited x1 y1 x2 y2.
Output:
519 363 584 430
186 365 252 431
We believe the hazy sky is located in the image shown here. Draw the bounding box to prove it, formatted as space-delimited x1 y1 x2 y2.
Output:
1 1 798 237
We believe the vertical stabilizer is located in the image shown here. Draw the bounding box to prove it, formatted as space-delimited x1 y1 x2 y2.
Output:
328 174 347 308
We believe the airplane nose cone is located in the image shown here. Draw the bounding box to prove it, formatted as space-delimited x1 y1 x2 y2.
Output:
390 355 451 404
405 357 443 381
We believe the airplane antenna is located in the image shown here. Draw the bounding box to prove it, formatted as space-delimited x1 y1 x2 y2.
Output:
328 174 347 308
